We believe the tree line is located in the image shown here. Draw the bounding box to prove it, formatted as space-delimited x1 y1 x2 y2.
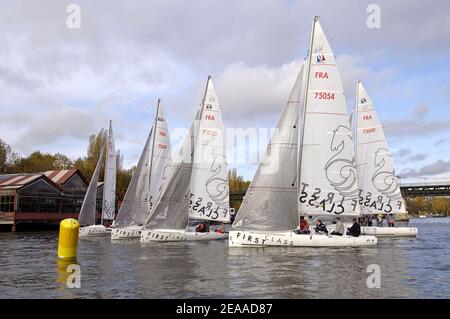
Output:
1 135 251 202
0 132 133 200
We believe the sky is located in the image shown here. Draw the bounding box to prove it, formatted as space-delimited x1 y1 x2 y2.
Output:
0 0 449 182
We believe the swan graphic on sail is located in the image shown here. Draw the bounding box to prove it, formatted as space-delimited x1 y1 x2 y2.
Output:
229 16 377 247
355 80 417 237
140 76 230 242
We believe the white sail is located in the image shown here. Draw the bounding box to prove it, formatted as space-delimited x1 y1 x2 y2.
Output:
78 149 104 226
102 120 116 221
114 101 172 227
233 65 304 231
114 127 152 227
189 77 230 222
149 103 173 213
298 17 359 217
145 108 201 229
356 81 406 214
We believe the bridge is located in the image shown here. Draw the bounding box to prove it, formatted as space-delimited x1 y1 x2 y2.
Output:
230 181 450 201
400 181 450 197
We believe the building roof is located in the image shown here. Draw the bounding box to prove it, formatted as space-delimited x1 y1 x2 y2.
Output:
0 169 88 192
43 169 83 186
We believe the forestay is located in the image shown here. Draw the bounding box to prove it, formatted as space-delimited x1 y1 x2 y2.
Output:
355 81 406 214
102 121 117 221
78 149 104 226
233 65 304 231
298 18 359 217
189 77 230 222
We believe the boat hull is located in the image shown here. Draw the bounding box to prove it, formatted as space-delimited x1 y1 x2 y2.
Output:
228 230 377 247
111 226 142 240
140 229 228 242
79 225 111 237
360 226 418 237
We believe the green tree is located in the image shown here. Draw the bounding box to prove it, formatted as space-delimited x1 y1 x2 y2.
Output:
0 138 20 173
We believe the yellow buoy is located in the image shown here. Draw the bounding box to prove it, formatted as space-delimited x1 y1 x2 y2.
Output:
58 218 80 259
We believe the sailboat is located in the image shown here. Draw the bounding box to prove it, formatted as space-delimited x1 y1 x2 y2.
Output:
78 148 109 237
140 76 230 242
354 80 418 237
79 121 116 237
111 100 172 240
229 16 377 247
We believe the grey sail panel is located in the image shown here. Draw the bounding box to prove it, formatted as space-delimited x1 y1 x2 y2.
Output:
114 128 153 227
78 149 104 226
232 65 304 231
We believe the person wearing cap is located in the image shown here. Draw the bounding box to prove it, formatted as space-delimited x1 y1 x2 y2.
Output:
314 219 328 235
346 218 361 237
331 217 344 236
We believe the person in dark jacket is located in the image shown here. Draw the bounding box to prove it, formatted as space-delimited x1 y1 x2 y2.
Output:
314 219 328 235
346 218 361 237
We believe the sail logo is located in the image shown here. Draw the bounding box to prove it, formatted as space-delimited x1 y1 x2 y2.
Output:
158 143 167 149
360 97 367 104
363 115 372 120
205 114 215 120
157 117 164 122
316 54 326 63
159 131 166 136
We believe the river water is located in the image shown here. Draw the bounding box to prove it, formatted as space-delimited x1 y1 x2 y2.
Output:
0 218 449 299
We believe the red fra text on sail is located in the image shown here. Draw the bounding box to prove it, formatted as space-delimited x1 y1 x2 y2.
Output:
315 72 329 79
363 115 372 120
159 131 166 136
205 114 215 120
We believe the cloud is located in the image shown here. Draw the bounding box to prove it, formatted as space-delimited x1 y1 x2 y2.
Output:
384 104 450 137
392 148 412 157
400 160 450 178
16 107 95 153
406 153 427 162
435 138 450 146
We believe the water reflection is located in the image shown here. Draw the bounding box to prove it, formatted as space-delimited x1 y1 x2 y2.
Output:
0 219 449 298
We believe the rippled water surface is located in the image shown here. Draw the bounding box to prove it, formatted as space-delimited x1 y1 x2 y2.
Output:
1 218 449 298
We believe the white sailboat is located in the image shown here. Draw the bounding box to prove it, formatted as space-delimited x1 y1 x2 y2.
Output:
79 122 117 237
229 16 377 247
354 80 418 237
140 76 230 242
111 100 172 240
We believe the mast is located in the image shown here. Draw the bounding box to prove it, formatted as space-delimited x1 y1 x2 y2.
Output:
188 75 211 228
148 99 160 211
298 16 318 220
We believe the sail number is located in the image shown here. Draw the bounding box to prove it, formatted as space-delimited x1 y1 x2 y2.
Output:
202 129 217 136
363 128 376 134
314 92 335 100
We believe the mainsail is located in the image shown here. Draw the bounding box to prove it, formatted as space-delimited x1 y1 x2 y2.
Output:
102 120 116 222
355 81 406 214
298 17 359 217
78 148 104 226
113 101 172 227
189 77 230 222
144 107 201 230
233 65 304 231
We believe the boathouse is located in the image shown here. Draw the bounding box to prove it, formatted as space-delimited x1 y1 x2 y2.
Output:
0 169 103 231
